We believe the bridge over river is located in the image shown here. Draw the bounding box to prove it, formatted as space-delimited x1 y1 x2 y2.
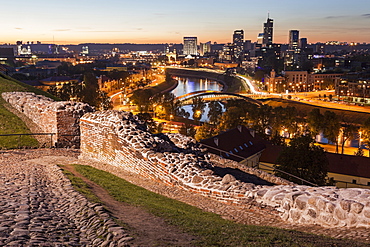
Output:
175 90 262 106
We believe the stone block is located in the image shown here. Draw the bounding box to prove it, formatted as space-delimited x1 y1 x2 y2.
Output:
339 200 351 212
350 202 364 214
295 196 308 210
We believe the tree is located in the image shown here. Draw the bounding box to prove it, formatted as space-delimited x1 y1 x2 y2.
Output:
97 91 112 110
130 89 152 113
81 72 100 107
306 108 323 137
191 97 206 123
274 135 329 186
360 117 370 156
178 123 196 138
355 147 364 156
322 111 341 153
151 92 181 119
195 123 216 141
207 101 223 125
340 123 357 154
217 106 246 132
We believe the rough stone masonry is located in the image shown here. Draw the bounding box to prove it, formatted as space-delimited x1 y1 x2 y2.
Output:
3 92 370 229
2 92 94 147
80 110 370 229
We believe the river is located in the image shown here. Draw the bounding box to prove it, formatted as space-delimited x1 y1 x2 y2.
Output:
172 76 223 122
172 77 223 96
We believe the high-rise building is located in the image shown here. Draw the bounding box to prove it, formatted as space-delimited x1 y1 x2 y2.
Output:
289 30 299 50
300 38 308 49
233 30 244 44
183 37 198 56
199 41 212 56
233 30 244 61
263 17 273 45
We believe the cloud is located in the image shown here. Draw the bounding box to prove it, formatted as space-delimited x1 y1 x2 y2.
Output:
362 14 370 18
325 15 348 19
53 29 71 32
14 27 23 30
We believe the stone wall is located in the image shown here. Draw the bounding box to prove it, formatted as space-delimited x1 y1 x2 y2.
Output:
79 110 370 228
2 92 94 147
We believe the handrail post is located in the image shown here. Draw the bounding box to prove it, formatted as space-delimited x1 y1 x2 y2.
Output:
50 133 53 148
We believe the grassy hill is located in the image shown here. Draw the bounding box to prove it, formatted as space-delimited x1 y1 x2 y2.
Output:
0 73 58 149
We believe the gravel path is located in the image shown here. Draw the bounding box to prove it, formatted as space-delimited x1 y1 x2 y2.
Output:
1 148 370 246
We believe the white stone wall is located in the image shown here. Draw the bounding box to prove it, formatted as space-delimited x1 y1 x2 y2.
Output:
79 110 370 228
2 92 94 147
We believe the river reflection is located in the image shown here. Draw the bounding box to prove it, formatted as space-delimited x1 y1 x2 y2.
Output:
172 77 223 97
172 77 224 122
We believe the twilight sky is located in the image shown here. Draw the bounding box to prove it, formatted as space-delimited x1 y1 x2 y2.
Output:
1 0 370 45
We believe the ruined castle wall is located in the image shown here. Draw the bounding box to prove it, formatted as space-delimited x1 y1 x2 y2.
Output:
79 111 370 228
2 92 94 147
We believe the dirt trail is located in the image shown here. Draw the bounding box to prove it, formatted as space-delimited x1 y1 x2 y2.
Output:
62 164 197 247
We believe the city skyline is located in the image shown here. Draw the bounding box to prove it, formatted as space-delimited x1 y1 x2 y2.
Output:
1 0 370 45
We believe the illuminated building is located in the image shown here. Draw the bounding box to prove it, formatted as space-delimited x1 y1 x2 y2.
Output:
289 30 299 50
335 78 370 103
183 37 198 56
233 30 244 62
199 41 212 56
263 17 273 46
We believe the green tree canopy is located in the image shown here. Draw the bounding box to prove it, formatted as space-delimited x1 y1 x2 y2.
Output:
274 135 329 186
306 108 323 137
207 101 223 125
191 97 206 122
322 111 341 153
178 123 196 138
195 123 216 141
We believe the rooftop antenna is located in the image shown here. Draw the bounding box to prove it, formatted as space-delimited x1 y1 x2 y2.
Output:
268 11 270 19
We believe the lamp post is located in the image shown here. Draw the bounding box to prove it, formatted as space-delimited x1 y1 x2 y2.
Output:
169 114 174 133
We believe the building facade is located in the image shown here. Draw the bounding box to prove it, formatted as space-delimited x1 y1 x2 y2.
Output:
183 37 198 56
263 17 273 46
336 78 370 104
289 30 299 50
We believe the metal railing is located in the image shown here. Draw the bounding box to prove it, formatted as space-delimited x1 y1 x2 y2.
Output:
200 143 318 187
0 133 79 149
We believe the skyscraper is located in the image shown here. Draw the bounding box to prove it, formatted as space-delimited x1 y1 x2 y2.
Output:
263 17 273 46
233 30 244 61
233 30 244 44
199 41 212 56
289 30 299 50
183 37 198 56
300 38 308 49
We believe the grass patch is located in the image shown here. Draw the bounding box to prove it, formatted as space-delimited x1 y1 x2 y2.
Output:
59 165 101 204
0 73 59 149
74 164 367 247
